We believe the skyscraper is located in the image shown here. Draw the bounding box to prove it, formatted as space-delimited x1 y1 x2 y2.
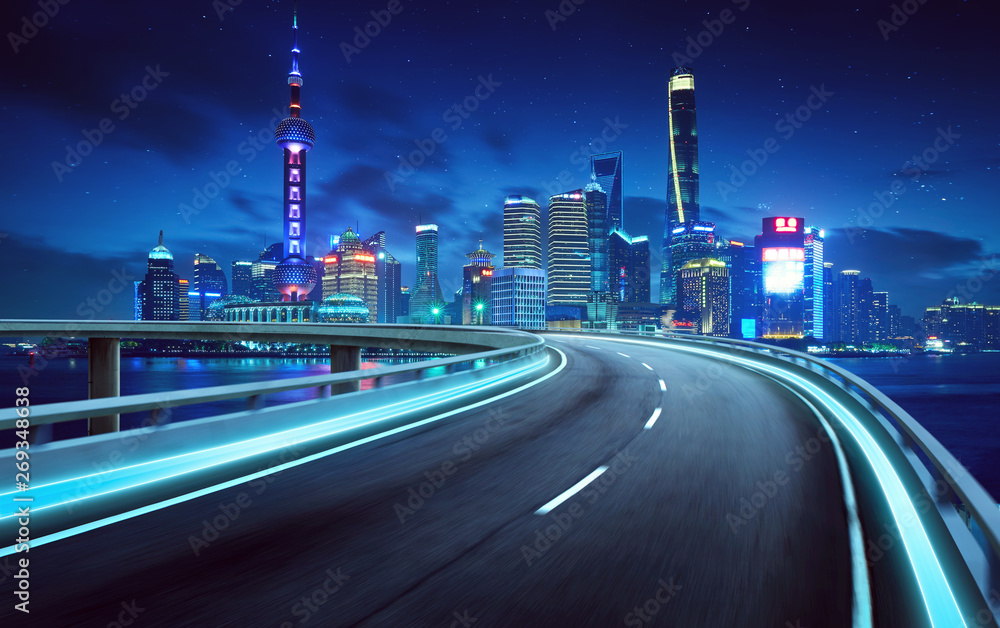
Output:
271 3 318 302
231 261 253 299
678 259 730 337
322 228 378 320
760 217 806 338
665 221 716 305
362 231 402 324
192 253 228 320
584 179 609 295
547 190 590 307
873 291 889 342
491 268 546 329
608 229 651 304
179 279 191 322
660 67 700 304
716 238 759 339
139 231 180 321
591 151 623 232
838 270 862 344
410 224 443 323
803 227 824 340
503 196 542 269
462 242 495 324
823 262 837 342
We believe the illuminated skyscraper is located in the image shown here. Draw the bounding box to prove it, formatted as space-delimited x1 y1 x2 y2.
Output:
665 221 716 305
140 231 180 321
838 270 861 344
823 262 838 341
803 227 824 340
678 259 729 337
760 217 806 338
192 253 227 320
591 151 623 232
231 261 253 298
322 228 378 320
503 196 542 269
133 281 142 321
410 224 443 323
362 231 402 324
272 2 318 302
608 229 650 304
462 242 495 324
179 279 191 322
491 268 546 329
547 190 590 307
715 238 759 338
584 179 609 295
660 67 700 304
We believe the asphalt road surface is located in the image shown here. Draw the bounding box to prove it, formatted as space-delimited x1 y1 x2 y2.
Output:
2 334 854 627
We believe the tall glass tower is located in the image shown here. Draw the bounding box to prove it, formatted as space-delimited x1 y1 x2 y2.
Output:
660 67 700 304
547 190 590 307
410 224 443 322
591 151 623 232
502 196 542 269
272 1 318 302
803 227 824 340
584 179 609 295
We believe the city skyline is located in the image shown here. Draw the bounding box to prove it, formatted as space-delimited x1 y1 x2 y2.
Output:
2 1 998 320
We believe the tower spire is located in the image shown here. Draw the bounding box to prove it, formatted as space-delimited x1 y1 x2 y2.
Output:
288 0 302 118
158 230 163 246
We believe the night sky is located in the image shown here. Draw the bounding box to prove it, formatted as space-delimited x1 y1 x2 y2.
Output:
1 0 998 321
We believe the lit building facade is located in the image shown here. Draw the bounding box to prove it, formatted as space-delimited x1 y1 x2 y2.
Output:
678 258 729 337
231 261 253 299
547 190 590 307
503 196 542 269
803 227 824 340
462 242 495 325
322 228 377 321
585 180 609 295
139 231 180 321
660 67 700 304
715 238 759 339
665 221 715 305
591 151 623 232
760 217 805 338
823 262 838 342
838 270 862 344
362 231 402 324
491 268 546 329
410 224 443 323
178 279 190 321
608 229 651 304
192 253 227 320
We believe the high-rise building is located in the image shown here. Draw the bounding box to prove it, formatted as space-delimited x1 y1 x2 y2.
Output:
664 221 716 304
803 227 824 340
760 217 805 338
859 277 875 343
873 291 889 342
491 268 546 329
677 258 730 337
591 151 623 232
179 279 191 322
585 180 609 296
823 262 837 342
191 253 227 320
608 229 651 304
322 228 378 320
462 242 495 325
838 270 862 344
133 281 142 321
888 303 902 339
716 238 759 339
362 231 402 324
140 231 181 321
400 286 410 317
660 67 700 304
410 224 443 323
271 4 318 302
503 196 542 269
547 190 590 307
231 261 253 298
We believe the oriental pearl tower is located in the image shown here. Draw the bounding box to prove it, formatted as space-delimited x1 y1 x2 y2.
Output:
272 0 318 302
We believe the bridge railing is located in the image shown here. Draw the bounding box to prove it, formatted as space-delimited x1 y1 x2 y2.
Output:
0 321 546 433
544 327 1000 602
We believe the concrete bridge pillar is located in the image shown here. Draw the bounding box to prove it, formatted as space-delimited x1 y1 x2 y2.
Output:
330 345 362 394
88 337 120 435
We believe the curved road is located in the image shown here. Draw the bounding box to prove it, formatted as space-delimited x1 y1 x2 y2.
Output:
2 334 853 627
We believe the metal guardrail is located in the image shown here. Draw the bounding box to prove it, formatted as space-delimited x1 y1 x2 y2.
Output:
544 327 1000 603
0 322 546 431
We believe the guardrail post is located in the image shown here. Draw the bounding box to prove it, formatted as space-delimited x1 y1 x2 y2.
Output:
88 337 120 435
330 345 362 394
